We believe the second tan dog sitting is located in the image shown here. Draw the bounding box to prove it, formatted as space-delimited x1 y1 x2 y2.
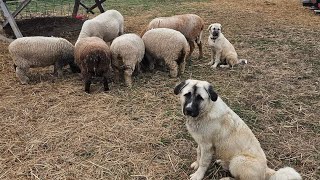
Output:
174 79 302 180
207 23 247 69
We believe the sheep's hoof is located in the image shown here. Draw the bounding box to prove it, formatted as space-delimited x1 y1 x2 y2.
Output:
126 84 133 88
19 78 30 85
207 61 214 66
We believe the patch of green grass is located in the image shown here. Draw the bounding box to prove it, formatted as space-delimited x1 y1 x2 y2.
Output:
106 0 210 15
5 0 74 16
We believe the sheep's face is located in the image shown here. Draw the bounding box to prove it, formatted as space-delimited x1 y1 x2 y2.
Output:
62 54 81 73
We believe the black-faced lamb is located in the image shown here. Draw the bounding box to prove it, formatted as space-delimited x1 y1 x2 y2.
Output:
77 9 124 43
110 33 145 87
141 14 204 61
8 36 80 84
75 37 112 93
141 28 189 78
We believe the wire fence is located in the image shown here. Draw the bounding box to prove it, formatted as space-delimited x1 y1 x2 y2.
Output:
0 0 91 21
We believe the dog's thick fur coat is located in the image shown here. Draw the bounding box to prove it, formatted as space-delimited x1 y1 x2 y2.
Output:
207 23 247 69
174 79 301 180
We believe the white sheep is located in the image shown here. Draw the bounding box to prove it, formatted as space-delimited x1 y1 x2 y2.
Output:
77 9 124 43
75 37 112 93
9 36 80 84
110 33 145 87
141 28 189 78
141 14 204 61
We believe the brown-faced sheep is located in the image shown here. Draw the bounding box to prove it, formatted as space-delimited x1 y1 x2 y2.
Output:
8 36 80 84
141 14 204 62
110 33 145 87
77 9 124 43
141 28 189 78
75 37 112 93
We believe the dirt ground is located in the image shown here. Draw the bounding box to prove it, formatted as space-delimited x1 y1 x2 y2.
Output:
0 0 319 179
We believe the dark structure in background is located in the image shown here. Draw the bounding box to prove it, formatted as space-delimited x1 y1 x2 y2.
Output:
302 0 320 14
0 0 106 39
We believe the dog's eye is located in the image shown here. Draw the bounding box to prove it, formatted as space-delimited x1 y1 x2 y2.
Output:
218 28 220 31
184 92 191 98
196 95 203 100
213 28 216 30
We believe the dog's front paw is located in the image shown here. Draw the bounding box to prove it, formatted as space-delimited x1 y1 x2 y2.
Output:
190 170 205 180
190 161 199 170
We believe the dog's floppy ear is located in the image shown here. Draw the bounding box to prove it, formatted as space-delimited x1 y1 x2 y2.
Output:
207 24 213 31
174 80 188 95
206 85 218 101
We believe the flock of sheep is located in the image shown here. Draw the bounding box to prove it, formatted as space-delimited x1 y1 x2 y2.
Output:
8 10 208 93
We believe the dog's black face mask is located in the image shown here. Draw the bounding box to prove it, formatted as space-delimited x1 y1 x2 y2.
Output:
183 87 203 117
211 27 221 39
175 81 218 118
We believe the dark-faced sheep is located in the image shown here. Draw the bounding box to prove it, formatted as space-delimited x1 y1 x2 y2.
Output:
141 14 204 62
142 28 189 78
75 37 112 93
8 36 80 84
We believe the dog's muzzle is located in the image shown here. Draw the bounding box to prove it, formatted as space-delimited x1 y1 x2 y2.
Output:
211 31 219 39
184 106 199 117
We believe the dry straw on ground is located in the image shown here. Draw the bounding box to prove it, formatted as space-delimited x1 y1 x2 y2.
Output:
0 0 319 179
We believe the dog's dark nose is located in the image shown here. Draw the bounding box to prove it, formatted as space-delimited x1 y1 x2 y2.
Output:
185 107 193 116
184 107 199 117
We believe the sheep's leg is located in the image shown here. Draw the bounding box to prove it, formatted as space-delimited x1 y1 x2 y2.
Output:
124 68 133 88
145 53 155 71
167 60 178 78
113 68 120 83
15 66 29 84
178 59 186 76
136 62 141 74
132 62 140 76
102 73 110 91
187 41 195 66
54 61 64 78
84 73 92 93
69 62 81 73
196 40 203 59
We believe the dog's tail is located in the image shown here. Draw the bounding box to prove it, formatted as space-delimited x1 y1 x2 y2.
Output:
266 167 302 180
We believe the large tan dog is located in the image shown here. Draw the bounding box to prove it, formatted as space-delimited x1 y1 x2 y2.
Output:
174 79 302 180
207 23 247 69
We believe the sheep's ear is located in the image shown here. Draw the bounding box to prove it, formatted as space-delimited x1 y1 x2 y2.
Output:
174 80 187 95
207 24 213 31
206 85 218 101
